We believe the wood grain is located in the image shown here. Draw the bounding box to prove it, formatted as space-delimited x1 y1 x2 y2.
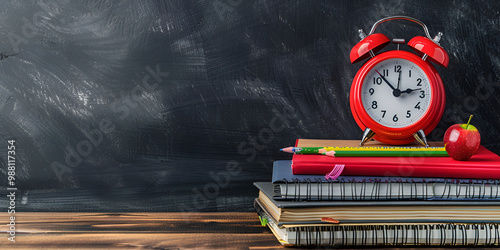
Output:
0 212 281 249
2 212 499 249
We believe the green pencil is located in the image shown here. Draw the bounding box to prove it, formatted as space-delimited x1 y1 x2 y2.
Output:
280 146 449 157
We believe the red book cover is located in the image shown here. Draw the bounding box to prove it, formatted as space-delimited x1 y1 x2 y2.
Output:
291 139 500 179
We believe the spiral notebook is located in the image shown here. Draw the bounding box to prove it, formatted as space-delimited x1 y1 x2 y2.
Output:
255 182 500 226
254 199 500 247
291 139 500 179
272 160 500 201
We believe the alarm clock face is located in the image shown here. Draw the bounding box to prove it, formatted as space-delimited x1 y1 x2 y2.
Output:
361 58 431 128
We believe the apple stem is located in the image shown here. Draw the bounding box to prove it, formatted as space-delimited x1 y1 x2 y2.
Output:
466 115 473 130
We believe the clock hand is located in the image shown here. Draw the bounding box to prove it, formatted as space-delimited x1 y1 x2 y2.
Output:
375 70 402 97
396 70 401 90
375 70 396 91
401 88 422 94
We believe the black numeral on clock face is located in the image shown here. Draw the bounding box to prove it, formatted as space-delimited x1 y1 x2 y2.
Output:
381 110 386 118
369 88 374 95
393 114 398 122
371 101 378 109
419 91 425 98
415 102 421 110
373 77 382 85
417 78 422 86
394 65 401 73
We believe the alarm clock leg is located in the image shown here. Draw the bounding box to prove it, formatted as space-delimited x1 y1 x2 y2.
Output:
360 128 376 146
413 129 429 147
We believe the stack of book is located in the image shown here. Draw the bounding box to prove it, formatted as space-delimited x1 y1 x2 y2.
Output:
254 139 500 247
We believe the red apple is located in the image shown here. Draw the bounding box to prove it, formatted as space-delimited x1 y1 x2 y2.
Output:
443 115 481 161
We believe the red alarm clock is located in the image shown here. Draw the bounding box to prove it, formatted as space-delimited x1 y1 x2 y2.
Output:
349 16 448 146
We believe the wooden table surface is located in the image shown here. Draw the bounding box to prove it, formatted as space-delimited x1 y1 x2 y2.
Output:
0 212 281 249
2 212 499 249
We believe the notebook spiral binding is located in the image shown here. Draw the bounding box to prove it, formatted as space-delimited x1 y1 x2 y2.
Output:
276 177 500 201
290 223 500 247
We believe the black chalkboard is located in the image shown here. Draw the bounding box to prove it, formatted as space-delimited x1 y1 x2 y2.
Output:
0 0 499 212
